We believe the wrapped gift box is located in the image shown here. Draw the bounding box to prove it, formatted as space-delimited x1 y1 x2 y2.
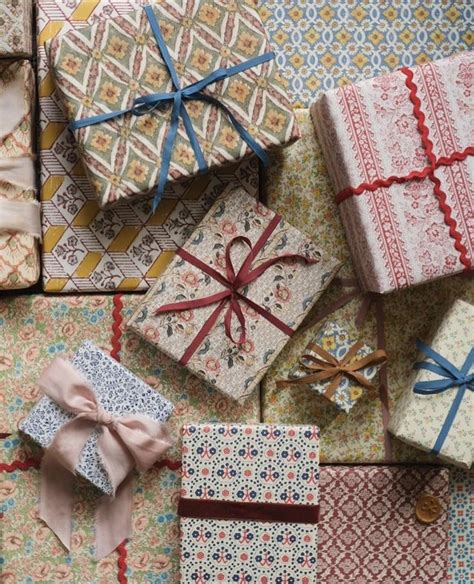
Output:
179 423 320 582
0 294 260 455
19 341 173 495
286 320 385 413
47 1 298 209
318 465 449 582
389 299 474 469
0 0 32 57
36 0 259 293
128 186 340 402
312 52 474 293
0 60 40 290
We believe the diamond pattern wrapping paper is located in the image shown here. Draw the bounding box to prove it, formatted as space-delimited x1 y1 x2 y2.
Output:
287 320 384 414
0 60 40 290
312 52 474 293
47 0 298 209
318 465 449 583
389 299 474 469
261 108 474 463
0 0 32 57
179 423 320 582
128 186 341 402
19 341 173 495
36 0 260 293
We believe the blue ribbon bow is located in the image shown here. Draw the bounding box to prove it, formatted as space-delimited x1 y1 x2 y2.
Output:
413 339 474 455
71 5 274 211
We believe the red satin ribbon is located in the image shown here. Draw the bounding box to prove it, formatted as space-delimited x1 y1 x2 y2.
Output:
156 213 319 365
178 497 320 524
336 67 473 272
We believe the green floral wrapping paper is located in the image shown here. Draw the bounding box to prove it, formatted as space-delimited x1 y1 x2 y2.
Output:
261 109 474 463
389 299 474 469
128 186 340 403
48 0 299 208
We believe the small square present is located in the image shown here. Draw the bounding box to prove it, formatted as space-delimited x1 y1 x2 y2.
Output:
312 52 474 293
0 60 40 290
47 1 299 209
283 320 387 413
389 299 474 468
178 423 320 582
20 341 174 495
128 186 341 402
0 0 33 57
318 465 449 582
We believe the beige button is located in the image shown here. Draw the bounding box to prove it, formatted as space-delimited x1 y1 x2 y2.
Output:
415 494 442 524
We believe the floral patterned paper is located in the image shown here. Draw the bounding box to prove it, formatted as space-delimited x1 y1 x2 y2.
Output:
20 341 173 495
288 320 382 413
0 0 32 57
318 465 450 583
312 52 474 293
128 186 340 402
0 60 39 290
389 299 474 469
448 467 474 583
47 0 298 208
180 423 320 582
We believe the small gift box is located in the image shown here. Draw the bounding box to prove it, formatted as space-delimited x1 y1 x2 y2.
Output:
128 186 340 402
0 60 40 290
389 299 474 468
283 320 387 413
47 1 299 210
0 0 32 57
179 423 320 582
318 465 449 582
312 52 474 293
20 341 173 495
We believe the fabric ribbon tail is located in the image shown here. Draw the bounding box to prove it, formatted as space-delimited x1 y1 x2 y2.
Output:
95 473 134 560
39 451 76 552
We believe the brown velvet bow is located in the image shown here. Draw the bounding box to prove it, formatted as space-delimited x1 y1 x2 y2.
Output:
279 341 387 400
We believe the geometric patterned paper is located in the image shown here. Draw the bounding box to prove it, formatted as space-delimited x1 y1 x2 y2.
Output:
0 0 33 57
448 468 474 582
37 0 259 292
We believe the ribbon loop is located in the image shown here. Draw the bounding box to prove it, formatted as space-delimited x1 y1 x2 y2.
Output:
70 5 275 211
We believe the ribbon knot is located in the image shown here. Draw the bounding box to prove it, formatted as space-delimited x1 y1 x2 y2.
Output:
71 5 274 211
155 214 320 365
36 356 172 559
413 339 473 456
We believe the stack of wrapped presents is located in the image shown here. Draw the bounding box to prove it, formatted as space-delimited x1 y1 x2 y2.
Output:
1 0 472 581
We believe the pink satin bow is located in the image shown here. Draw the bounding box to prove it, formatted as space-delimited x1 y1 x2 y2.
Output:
37 357 173 559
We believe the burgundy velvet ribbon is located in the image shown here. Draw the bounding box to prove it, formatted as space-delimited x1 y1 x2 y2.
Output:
156 213 319 365
178 497 320 524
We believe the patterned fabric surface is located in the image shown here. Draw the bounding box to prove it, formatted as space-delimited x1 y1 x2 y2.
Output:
48 0 298 208
0 294 260 458
37 0 259 293
260 1 474 107
448 468 474 582
180 423 319 581
128 186 340 403
0 0 32 57
261 109 474 463
312 52 473 293
318 465 450 583
0 60 40 290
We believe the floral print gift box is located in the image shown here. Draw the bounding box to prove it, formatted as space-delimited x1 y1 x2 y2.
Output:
178 423 320 583
128 186 340 402
312 52 474 293
47 0 299 209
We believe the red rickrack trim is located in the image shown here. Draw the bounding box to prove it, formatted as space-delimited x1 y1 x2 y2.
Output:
335 67 473 272
0 458 41 472
116 541 128 584
111 293 124 363
155 459 182 471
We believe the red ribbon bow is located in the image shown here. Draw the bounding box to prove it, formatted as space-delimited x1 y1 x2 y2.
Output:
156 214 319 365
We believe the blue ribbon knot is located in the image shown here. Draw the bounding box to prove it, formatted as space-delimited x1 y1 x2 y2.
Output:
71 5 274 211
413 339 473 455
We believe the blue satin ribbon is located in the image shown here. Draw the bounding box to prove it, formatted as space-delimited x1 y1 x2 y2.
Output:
71 5 274 211
413 339 474 455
